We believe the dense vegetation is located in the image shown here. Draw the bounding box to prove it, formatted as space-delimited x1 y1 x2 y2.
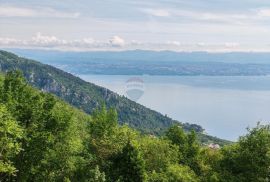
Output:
0 50 229 145
0 71 270 181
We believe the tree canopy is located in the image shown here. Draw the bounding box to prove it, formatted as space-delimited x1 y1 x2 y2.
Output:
0 71 270 181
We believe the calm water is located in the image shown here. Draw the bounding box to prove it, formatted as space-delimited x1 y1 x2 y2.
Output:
79 75 270 141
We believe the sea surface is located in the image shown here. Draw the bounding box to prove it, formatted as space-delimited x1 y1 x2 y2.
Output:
79 74 270 141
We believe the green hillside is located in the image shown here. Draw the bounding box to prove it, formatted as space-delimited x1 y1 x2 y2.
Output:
0 71 269 181
0 50 228 145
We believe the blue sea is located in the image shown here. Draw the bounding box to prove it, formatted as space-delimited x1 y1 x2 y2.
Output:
79 74 270 141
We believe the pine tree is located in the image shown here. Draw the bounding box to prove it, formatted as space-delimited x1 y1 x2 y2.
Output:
111 141 146 182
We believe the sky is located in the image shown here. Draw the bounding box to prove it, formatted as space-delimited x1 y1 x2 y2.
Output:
1 0 270 52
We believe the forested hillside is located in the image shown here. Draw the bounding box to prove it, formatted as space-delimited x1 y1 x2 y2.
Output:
1 71 270 181
0 50 228 145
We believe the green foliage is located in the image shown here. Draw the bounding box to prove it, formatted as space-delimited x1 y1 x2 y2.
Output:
165 125 187 152
88 166 106 182
198 148 222 182
219 124 270 182
186 131 201 174
0 71 91 181
139 137 179 173
88 105 136 166
165 164 199 182
90 105 118 138
1 70 270 182
165 125 201 174
148 164 199 182
110 141 146 182
0 104 23 178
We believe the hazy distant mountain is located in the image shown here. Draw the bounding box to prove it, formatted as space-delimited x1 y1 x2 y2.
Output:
7 49 270 76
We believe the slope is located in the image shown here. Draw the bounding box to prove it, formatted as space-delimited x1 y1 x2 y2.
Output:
0 50 229 145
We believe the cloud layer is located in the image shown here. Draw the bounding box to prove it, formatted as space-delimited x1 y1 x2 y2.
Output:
1 32 268 52
141 7 270 25
1 1 270 52
0 33 128 51
0 5 80 18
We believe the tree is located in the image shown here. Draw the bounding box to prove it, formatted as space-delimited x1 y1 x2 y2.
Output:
0 104 23 180
186 130 201 174
147 164 199 182
0 71 58 180
165 164 199 182
165 125 187 153
90 104 118 138
198 148 222 182
87 105 120 166
89 166 106 182
220 124 270 181
0 71 88 181
139 137 179 173
110 141 146 182
165 125 201 174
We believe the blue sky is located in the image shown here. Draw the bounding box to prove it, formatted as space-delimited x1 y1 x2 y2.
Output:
1 0 270 51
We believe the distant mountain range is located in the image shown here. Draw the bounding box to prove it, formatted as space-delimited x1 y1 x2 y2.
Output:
7 49 270 76
0 50 230 145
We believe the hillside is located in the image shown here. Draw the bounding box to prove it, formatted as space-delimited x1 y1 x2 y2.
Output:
0 50 229 145
1 70 268 181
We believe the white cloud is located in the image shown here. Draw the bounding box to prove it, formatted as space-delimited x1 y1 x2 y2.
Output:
31 32 65 46
0 5 80 18
130 40 143 45
224 42 240 48
141 8 170 17
0 38 18 45
167 41 181 46
0 6 34 17
0 33 127 50
140 7 270 25
257 8 270 17
0 33 267 52
82 38 95 44
109 36 125 47
197 42 208 47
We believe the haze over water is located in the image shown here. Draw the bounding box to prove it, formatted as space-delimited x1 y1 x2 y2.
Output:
79 74 270 141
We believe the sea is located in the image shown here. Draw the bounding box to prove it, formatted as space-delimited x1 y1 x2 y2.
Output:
79 74 270 141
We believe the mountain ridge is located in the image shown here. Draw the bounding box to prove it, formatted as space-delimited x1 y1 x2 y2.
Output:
0 50 229 145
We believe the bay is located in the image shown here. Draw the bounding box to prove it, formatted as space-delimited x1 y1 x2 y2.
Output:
79 74 270 141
